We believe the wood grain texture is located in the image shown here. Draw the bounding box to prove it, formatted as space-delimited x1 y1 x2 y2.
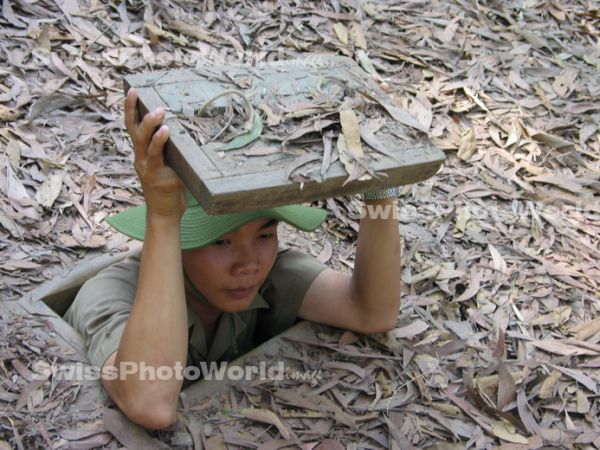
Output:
123 56 445 213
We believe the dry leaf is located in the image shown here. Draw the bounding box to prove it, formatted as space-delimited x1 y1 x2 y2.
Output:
339 109 364 159
539 370 561 400
552 69 578 97
576 389 590 414
338 331 359 346
35 173 63 208
240 408 291 440
504 122 521 148
314 439 345 450
548 364 599 394
6 139 21 169
206 435 227 450
4 162 35 207
359 118 397 159
530 340 599 357
547 3 566 21
348 22 367 49
463 87 489 113
436 18 460 43
406 266 442 284
337 134 360 182
356 49 381 81
258 102 281 127
379 102 429 133
0 208 25 238
338 109 371 184
0 105 19 120
497 362 516 410
2 0 27 28
407 95 433 131
457 128 477 161
454 207 471 234
491 421 529 444
317 240 332 263
394 320 429 339
530 306 571 328
333 23 348 44
454 268 482 302
489 244 507 273
571 318 600 341
102 407 169 449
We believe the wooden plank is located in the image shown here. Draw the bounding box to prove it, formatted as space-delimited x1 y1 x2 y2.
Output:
132 86 222 207
203 143 441 211
124 55 445 213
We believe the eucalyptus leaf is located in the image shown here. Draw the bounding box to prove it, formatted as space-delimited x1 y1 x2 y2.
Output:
219 111 263 151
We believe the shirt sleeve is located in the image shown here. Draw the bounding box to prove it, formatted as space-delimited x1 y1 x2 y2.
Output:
63 254 141 368
255 247 328 344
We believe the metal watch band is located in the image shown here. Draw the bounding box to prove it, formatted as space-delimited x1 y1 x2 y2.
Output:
361 186 400 200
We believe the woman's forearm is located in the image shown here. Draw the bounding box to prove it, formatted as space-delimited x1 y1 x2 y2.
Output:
112 215 188 417
351 197 402 330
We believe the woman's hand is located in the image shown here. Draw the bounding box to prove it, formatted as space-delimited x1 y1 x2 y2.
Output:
124 87 186 220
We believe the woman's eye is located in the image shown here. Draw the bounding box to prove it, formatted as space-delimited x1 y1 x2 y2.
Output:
260 233 275 240
213 239 228 246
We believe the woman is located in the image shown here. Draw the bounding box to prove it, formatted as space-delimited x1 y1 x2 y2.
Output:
65 88 401 430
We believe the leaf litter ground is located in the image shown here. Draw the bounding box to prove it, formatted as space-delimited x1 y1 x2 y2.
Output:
0 0 599 448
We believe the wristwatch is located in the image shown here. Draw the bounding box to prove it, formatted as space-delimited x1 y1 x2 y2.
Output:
361 186 400 200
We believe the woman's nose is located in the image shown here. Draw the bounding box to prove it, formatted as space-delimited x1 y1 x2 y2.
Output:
232 243 260 275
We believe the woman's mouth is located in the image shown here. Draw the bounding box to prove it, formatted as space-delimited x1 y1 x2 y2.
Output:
225 285 256 299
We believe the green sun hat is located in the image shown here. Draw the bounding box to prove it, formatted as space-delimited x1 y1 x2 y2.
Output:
106 192 327 250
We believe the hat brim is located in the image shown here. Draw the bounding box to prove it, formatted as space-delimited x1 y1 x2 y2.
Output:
106 202 327 250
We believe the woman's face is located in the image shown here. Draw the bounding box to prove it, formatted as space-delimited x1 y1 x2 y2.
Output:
181 218 279 313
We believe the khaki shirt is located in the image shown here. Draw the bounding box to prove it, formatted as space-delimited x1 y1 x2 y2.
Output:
64 248 327 372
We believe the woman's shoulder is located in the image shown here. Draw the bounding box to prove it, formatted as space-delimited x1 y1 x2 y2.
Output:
263 245 328 292
79 250 142 292
64 251 141 327
273 245 326 269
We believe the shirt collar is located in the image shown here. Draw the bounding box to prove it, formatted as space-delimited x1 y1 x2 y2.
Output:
187 293 269 362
